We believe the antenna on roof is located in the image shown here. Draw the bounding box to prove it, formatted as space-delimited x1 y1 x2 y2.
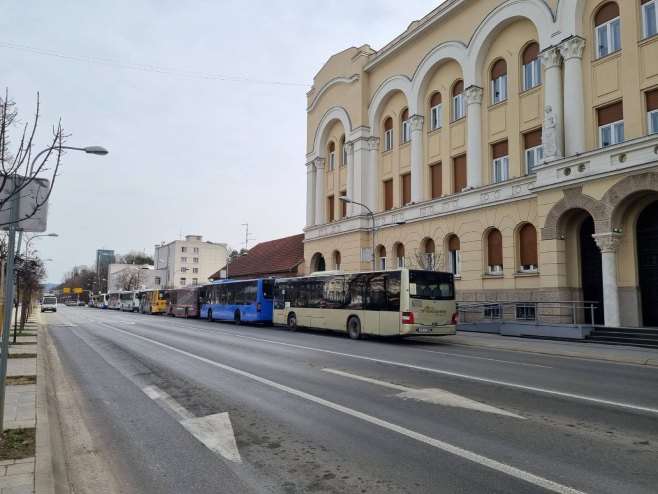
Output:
241 223 255 251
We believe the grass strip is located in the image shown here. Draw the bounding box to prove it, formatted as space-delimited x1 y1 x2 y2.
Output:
8 354 37 359
6 375 36 385
0 428 36 460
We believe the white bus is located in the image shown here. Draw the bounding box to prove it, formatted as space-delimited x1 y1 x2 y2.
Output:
273 268 457 339
120 291 140 312
108 292 122 310
93 294 109 309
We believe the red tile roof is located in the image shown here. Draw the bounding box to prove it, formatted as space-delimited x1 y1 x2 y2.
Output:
209 233 304 280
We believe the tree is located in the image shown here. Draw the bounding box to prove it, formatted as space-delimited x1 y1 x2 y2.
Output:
407 249 443 271
114 267 147 291
14 256 46 338
228 247 247 263
116 250 154 266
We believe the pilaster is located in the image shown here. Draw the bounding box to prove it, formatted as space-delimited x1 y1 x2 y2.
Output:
313 158 325 226
366 137 380 213
409 114 424 203
305 161 316 227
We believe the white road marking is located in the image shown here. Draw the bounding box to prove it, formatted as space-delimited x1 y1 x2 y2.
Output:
407 347 553 368
99 322 583 494
322 369 524 419
141 385 241 463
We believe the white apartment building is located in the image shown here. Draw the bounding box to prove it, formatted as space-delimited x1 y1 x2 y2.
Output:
154 235 228 288
107 264 166 292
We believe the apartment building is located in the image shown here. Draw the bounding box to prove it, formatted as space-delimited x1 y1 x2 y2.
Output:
303 0 658 328
154 235 228 288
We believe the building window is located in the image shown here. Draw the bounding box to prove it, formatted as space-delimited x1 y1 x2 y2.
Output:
181 247 187 252
181 257 187 262
430 162 442 199
452 80 466 121
193 247 199 253
519 223 538 272
644 0 658 38
339 190 347 218
334 251 341 270
180 267 187 273
193 257 199 263
328 195 335 222
383 179 393 211
490 59 507 105
424 239 436 270
429 92 442 131
516 304 536 321
598 101 624 147
401 173 411 205
192 278 198 285
595 2 621 59
522 42 541 91
492 140 509 183
396 244 405 268
340 135 347 166
180 277 187 285
486 229 503 275
328 141 336 171
447 235 460 275
378 246 387 270
192 268 199 274
484 304 502 319
453 154 467 193
524 129 543 174
384 117 393 151
401 108 410 143
155 276 161 285
647 89 658 134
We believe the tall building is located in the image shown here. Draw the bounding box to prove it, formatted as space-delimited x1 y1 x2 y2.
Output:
303 0 658 328
154 235 228 288
95 249 115 292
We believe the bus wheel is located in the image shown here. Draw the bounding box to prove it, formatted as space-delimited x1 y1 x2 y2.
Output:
207 309 213 322
287 313 297 331
347 317 362 340
184 308 189 319
234 311 241 325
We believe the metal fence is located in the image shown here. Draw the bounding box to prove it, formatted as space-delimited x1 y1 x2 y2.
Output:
457 300 597 326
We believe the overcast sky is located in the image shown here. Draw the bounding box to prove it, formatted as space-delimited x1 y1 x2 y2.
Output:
2 1 442 284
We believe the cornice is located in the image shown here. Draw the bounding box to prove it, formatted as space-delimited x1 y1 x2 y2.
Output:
307 74 360 112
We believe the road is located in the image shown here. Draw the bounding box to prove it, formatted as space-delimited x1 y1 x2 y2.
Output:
43 306 658 494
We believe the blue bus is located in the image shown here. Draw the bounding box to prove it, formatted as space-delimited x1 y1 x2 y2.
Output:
200 278 275 324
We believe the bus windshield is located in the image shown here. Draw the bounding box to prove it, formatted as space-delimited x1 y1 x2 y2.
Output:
262 279 274 299
409 270 454 300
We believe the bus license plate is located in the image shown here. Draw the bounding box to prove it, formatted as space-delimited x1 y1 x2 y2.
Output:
417 327 432 333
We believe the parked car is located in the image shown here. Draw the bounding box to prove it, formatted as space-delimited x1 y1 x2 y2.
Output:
41 296 58 313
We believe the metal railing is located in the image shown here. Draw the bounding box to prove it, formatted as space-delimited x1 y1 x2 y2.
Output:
457 300 597 326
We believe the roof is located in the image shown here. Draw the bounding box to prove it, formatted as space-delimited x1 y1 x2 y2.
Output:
209 233 304 280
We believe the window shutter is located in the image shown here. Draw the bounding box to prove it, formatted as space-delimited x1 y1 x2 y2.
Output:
522 43 539 64
598 101 624 126
492 140 509 159
595 2 620 26
448 235 460 251
452 80 464 96
425 239 436 254
519 224 538 266
328 196 335 222
491 59 507 79
402 174 411 205
487 229 503 266
647 89 658 112
453 155 467 192
430 92 442 106
524 129 542 149
396 244 405 258
384 117 393 131
431 162 442 199
384 180 393 210
401 108 409 121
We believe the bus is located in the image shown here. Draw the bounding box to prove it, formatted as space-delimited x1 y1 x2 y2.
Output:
120 291 140 312
200 279 275 324
93 294 109 309
139 289 169 314
168 286 204 318
108 292 121 310
273 268 457 339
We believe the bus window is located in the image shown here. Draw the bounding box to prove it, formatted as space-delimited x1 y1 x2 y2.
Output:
409 271 454 300
262 280 275 299
386 272 401 312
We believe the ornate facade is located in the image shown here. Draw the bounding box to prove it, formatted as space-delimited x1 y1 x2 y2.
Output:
303 0 658 327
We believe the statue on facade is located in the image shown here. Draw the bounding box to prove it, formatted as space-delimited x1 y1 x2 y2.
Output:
542 105 561 162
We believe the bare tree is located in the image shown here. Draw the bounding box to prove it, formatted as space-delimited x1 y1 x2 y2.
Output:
14 256 46 339
0 90 67 228
406 249 443 271
115 268 147 291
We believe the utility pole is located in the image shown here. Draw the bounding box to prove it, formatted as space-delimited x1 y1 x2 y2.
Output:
241 223 255 251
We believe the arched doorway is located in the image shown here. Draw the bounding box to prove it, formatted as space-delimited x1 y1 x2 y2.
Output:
579 216 604 324
637 200 658 327
311 253 326 272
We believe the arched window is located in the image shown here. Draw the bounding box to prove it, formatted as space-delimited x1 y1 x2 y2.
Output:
643 0 658 39
396 243 405 268
424 239 436 270
447 235 460 275
340 135 347 167
522 42 541 91
401 108 410 143
429 92 443 131
377 245 387 270
490 59 507 105
595 2 621 58
452 80 466 121
328 141 336 171
384 117 393 151
518 224 538 272
334 251 341 270
486 229 503 274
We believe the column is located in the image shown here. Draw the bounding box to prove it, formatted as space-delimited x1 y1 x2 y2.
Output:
314 158 325 226
366 137 379 213
344 141 354 216
306 161 316 227
593 232 623 327
559 36 586 157
351 137 368 215
409 114 424 203
538 46 564 160
465 85 483 188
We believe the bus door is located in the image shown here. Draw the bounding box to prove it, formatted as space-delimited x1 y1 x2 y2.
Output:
364 274 387 335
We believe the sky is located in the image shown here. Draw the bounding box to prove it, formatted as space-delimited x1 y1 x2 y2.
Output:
2 1 442 284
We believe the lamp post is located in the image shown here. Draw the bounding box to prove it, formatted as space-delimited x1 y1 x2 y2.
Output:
23 233 58 257
0 144 108 428
339 196 376 271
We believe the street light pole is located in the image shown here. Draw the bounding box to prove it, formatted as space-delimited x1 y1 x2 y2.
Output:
339 196 376 271
0 144 108 428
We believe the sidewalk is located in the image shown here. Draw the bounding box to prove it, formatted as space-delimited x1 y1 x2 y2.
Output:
442 331 658 366
1 309 52 494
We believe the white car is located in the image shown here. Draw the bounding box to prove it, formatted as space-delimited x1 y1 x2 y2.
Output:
41 296 58 312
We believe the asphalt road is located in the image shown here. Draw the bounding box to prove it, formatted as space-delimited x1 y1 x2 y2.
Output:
44 306 658 494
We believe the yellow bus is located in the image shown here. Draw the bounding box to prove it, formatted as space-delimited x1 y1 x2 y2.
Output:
139 289 169 314
273 268 457 339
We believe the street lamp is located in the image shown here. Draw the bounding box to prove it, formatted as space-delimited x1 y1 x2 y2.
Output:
339 196 376 271
0 144 108 428
23 232 58 256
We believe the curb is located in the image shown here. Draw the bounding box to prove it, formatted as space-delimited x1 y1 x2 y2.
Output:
34 312 54 494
